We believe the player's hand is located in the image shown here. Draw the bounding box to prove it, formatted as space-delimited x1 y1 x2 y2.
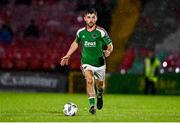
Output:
60 55 70 66
103 50 111 57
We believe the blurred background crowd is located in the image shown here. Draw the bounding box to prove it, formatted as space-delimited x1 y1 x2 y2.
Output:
0 0 179 94
0 0 116 72
0 0 179 74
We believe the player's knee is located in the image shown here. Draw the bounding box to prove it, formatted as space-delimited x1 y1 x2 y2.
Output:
97 81 104 88
99 82 104 87
86 77 93 85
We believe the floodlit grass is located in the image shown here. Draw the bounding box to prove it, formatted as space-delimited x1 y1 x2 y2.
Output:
0 92 180 122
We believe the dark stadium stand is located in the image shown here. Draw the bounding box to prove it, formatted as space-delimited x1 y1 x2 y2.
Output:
0 0 81 71
0 0 115 71
0 0 179 74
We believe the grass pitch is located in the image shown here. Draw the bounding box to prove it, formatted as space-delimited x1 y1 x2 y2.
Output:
0 92 180 122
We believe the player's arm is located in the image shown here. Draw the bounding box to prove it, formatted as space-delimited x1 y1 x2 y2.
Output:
60 40 79 66
104 42 113 57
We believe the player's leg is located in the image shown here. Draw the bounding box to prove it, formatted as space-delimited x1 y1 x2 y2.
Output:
84 70 96 114
94 65 106 110
95 79 105 110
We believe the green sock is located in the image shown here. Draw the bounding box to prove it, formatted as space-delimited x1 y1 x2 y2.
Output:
89 97 95 106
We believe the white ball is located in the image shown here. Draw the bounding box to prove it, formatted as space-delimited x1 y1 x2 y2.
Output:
63 102 78 116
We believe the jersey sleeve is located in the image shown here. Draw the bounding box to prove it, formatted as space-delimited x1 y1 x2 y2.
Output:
102 31 112 45
102 33 112 45
75 32 81 44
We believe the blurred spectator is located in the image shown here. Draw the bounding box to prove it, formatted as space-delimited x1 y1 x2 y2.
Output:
144 51 160 95
0 20 13 43
23 19 40 38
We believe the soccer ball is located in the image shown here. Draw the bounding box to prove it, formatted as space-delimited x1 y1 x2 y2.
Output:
63 102 78 116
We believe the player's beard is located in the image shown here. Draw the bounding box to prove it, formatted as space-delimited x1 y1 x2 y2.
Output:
87 22 95 28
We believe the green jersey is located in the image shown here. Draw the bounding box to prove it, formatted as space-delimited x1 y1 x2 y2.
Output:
76 26 112 67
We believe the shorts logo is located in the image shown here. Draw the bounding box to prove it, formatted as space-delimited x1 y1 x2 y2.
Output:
84 41 96 47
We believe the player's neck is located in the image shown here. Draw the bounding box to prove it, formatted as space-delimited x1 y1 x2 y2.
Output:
86 25 96 32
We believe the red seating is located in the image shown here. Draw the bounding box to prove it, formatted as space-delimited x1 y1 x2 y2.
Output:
119 48 135 71
1 59 13 70
42 60 55 70
0 0 82 71
15 60 28 70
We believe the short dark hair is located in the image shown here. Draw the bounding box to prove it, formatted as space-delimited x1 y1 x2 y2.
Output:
84 8 97 16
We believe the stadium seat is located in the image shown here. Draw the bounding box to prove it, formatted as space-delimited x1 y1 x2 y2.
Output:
1 59 13 70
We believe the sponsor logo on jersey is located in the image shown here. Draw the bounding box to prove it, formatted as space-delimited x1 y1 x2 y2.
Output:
84 41 96 47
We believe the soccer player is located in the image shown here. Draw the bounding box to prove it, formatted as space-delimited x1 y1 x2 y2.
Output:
60 8 113 114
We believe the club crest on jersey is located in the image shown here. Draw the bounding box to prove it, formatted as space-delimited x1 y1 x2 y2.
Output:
84 41 96 47
92 34 97 39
